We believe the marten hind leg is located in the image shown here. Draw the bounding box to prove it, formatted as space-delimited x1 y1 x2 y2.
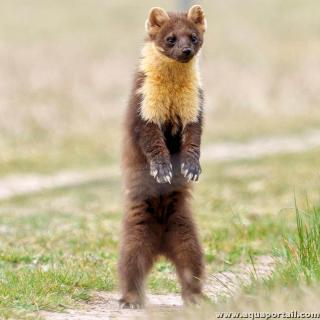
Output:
164 200 204 304
118 202 159 309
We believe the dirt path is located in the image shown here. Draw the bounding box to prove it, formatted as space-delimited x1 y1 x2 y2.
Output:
1 130 320 201
202 129 320 162
41 256 274 320
0 167 117 201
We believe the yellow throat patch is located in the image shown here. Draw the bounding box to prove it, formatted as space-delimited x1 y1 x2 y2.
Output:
138 42 201 127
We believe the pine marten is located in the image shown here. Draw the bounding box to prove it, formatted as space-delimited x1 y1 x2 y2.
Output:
119 5 207 308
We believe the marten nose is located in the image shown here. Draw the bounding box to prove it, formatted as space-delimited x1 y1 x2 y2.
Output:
182 47 192 56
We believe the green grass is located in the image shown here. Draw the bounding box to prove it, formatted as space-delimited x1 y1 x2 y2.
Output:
294 206 320 280
172 202 320 319
1 148 320 318
0 181 120 319
270 202 320 286
208 200 320 318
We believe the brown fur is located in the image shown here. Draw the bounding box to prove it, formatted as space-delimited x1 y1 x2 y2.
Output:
119 5 206 309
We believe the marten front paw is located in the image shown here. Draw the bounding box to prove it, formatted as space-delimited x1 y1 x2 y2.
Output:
150 158 172 184
181 157 201 182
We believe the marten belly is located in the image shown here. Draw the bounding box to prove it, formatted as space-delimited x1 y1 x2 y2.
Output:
162 121 183 155
145 191 182 225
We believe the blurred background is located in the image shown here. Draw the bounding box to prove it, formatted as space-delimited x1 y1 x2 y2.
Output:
1 2 320 317
1 0 320 176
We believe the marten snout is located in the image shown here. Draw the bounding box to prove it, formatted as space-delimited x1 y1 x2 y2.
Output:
180 47 193 62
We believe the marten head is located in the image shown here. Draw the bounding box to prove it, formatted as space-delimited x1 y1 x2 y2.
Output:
145 5 206 63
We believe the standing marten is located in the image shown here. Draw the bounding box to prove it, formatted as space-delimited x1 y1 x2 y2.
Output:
119 5 206 308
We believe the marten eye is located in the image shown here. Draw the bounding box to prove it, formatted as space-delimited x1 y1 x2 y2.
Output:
166 36 176 47
191 33 198 44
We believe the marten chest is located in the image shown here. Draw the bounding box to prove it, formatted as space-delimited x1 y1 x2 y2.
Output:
138 43 201 127
139 75 199 127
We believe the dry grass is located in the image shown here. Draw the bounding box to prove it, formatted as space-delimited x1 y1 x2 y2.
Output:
1 0 320 174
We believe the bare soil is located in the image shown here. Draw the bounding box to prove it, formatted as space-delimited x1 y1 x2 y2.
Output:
41 256 275 320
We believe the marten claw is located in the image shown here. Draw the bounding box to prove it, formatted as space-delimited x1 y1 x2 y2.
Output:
181 161 201 182
151 170 158 178
119 300 142 309
150 160 173 184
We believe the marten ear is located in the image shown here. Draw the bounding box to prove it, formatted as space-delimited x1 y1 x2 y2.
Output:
145 7 170 35
187 5 207 32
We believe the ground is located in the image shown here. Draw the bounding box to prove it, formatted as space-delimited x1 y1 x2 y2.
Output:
0 0 320 319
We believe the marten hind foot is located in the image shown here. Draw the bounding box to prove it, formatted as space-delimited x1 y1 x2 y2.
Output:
119 293 144 309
